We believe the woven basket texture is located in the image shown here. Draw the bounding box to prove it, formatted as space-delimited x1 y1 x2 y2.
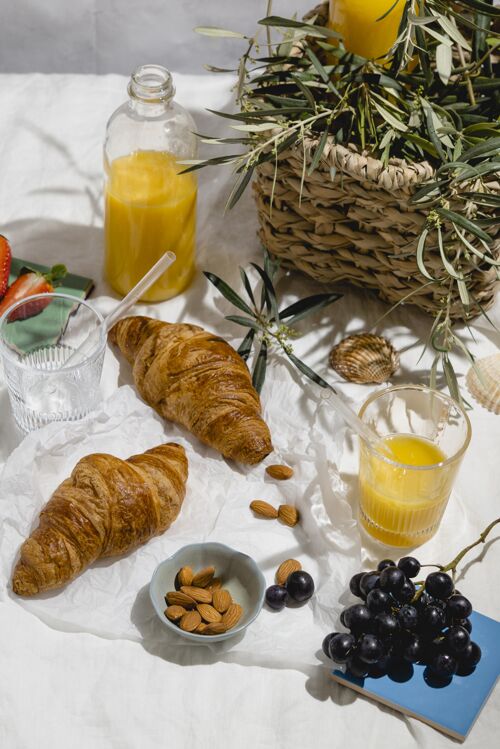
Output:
254 3 499 320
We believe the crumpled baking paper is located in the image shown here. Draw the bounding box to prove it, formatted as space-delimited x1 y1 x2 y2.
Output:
0 372 368 668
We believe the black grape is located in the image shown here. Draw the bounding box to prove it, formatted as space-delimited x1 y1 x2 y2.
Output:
329 633 356 664
379 566 406 594
366 588 391 614
445 625 470 654
349 572 365 598
397 556 421 578
425 572 454 600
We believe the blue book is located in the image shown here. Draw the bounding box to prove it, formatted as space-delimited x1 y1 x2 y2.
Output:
331 611 500 741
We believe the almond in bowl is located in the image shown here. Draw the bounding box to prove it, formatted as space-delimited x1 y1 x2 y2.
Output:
150 542 266 643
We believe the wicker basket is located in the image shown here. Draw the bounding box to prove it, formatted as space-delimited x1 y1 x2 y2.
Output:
254 3 499 320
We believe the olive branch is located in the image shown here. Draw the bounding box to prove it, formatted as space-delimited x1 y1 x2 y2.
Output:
191 0 499 405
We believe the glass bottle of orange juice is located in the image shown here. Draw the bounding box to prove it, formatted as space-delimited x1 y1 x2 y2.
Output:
104 64 197 301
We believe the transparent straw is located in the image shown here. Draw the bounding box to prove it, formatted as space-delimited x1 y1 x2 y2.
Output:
64 251 176 367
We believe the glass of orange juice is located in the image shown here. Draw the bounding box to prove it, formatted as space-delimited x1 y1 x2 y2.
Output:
358 385 471 548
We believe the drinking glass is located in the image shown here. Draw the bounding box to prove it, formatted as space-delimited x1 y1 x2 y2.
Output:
358 385 471 548
0 293 106 432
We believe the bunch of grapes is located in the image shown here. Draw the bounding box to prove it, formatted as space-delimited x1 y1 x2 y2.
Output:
323 556 482 682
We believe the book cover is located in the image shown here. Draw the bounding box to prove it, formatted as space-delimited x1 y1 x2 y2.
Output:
331 610 500 741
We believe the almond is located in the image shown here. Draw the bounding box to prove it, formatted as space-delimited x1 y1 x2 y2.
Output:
212 588 232 613
195 622 208 634
175 566 194 589
278 504 300 527
207 577 222 591
250 500 278 519
192 566 215 588
179 610 202 632
164 605 186 622
221 603 243 630
266 464 294 480
197 603 222 624
276 559 302 586
165 591 196 608
180 585 212 604
202 622 227 635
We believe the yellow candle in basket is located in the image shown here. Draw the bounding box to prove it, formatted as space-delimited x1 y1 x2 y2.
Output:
359 434 458 547
328 0 405 60
104 150 197 302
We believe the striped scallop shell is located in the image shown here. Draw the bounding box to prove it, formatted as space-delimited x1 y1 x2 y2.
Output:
329 334 399 384
466 353 500 415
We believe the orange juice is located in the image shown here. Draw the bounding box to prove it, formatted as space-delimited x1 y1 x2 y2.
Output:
328 0 405 60
104 150 197 301
359 434 456 547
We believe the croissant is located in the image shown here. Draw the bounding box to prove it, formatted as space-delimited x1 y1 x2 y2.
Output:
109 316 273 465
12 442 188 597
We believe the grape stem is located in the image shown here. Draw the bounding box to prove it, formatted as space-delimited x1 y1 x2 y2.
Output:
440 517 500 576
411 517 500 602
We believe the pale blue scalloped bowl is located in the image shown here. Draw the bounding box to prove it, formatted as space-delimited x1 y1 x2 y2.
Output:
149 542 266 643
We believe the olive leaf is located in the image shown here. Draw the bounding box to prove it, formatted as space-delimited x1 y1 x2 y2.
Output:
204 250 342 393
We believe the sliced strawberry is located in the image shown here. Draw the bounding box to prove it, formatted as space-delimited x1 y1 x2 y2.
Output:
0 235 12 299
0 264 67 321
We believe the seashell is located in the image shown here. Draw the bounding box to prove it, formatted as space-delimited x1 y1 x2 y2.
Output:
466 353 500 415
329 334 399 384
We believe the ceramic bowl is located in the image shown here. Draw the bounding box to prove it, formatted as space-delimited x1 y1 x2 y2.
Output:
149 542 266 643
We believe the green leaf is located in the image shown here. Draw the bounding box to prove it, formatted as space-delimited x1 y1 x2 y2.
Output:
239 267 256 305
286 352 332 390
443 355 462 406
453 226 500 266
225 315 261 330
308 127 330 175
257 16 341 39
416 228 437 281
305 47 330 84
429 352 441 391
421 100 447 160
437 225 463 280
194 26 247 38
231 122 280 132
372 99 408 132
250 262 280 322
279 292 342 325
403 133 439 158
226 166 255 210
435 207 491 242
437 16 472 51
436 43 453 86
422 25 454 47
204 271 255 316
290 74 317 110
460 137 500 162
457 279 470 309
252 339 268 393
237 328 255 361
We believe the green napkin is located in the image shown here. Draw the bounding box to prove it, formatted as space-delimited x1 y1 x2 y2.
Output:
5 259 95 352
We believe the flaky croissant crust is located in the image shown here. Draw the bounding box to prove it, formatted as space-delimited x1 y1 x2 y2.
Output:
12 443 188 597
109 316 273 465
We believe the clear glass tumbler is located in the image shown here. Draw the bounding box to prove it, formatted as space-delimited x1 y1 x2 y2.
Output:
0 293 106 432
358 385 471 548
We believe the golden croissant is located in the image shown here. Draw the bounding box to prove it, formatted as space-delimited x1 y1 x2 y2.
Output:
109 316 273 465
12 443 188 597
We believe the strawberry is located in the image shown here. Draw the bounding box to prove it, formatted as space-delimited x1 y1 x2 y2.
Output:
0 264 67 321
0 234 12 299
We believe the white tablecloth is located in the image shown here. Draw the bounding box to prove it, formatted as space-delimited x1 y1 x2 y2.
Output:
0 73 499 749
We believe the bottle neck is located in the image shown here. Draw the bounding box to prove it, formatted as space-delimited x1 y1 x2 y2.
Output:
127 64 175 117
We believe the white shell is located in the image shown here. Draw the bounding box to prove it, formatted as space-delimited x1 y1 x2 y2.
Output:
466 353 500 415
